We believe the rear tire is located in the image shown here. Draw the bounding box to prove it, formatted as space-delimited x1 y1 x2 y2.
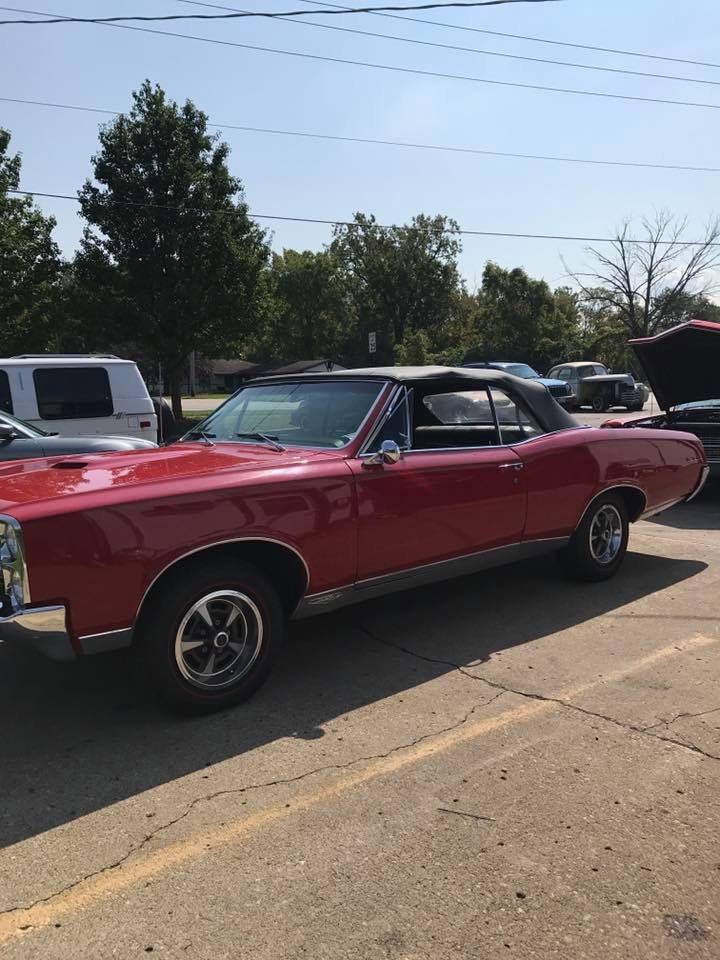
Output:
561 492 629 582
138 560 284 714
591 394 610 413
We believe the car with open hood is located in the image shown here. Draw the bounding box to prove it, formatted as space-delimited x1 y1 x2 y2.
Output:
0 366 708 713
603 319 720 477
464 362 575 408
546 362 648 412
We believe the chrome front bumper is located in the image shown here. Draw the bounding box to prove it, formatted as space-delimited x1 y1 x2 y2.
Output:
0 604 76 661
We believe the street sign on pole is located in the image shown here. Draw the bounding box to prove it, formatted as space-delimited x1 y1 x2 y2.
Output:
368 331 377 354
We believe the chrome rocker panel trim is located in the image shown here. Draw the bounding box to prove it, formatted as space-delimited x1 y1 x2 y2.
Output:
79 627 134 655
293 537 568 619
0 604 75 661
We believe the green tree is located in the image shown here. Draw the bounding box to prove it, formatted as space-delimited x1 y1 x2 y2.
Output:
75 81 269 417
0 128 63 355
330 213 464 364
469 263 582 372
259 249 353 361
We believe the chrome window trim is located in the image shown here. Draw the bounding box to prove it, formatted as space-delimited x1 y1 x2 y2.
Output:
134 536 311 625
398 426 587 457
189 378 389 451
358 384 407 456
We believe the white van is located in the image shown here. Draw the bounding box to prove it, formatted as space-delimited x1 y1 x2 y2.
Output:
0 355 158 442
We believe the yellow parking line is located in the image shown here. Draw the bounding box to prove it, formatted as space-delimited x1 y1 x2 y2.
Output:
1 632 717 945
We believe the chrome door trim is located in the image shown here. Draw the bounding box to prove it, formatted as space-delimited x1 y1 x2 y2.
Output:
292 536 568 619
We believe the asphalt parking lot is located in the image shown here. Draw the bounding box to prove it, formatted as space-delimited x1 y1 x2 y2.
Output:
1 473 718 958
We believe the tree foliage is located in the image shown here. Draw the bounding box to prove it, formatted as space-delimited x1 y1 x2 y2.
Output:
73 81 269 415
0 129 62 355
259 249 351 361
330 213 464 364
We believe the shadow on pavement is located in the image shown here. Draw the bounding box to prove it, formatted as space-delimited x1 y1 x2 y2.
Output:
0 550 706 850
649 484 720 531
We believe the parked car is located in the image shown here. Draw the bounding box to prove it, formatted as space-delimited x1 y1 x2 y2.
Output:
465 362 575 407
546 362 648 412
0 410 156 462
603 319 720 477
0 355 158 442
0 366 707 713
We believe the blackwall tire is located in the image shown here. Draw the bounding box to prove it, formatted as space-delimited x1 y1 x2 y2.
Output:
561 493 629 582
139 560 284 714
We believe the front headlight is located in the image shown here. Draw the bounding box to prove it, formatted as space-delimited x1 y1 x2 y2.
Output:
0 517 27 613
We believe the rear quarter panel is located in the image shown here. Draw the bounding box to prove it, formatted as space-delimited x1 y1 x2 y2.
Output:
515 427 705 539
19 460 356 641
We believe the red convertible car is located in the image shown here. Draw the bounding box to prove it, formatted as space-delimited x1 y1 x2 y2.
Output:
0 367 709 712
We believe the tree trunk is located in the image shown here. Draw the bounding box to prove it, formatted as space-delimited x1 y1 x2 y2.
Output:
170 372 183 420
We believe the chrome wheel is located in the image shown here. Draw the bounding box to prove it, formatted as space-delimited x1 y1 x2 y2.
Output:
589 504 623 565
175 590 263 690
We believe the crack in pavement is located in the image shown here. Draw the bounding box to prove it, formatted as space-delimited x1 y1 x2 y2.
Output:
356 623 720 764
0 687 506 918
642 706 720 732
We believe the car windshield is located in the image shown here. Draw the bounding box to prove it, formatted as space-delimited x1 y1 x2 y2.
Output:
0 410 47 438
186 380 385 449
505 364 540 379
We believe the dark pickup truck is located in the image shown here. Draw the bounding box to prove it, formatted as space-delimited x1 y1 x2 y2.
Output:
546 362 648 412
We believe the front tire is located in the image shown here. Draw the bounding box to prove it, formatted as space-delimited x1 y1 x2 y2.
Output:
591 394 610 413
139 559 284 714
561 493 629 582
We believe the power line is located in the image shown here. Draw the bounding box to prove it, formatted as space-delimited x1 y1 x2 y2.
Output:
0 0 561 26
4 96 720 173
177 0 720 88
2 7 720 111
292 0 720 71
8 190 720 246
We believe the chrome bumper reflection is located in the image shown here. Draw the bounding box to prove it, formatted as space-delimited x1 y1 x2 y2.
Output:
686 464 711 503
0 605 76 661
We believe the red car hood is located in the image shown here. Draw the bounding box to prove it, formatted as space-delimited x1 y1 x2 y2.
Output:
0 442 337 514
630 319 720 410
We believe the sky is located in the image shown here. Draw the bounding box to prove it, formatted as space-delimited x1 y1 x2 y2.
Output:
2 0 720 290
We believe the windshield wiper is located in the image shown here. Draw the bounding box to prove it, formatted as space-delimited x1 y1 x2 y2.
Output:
186 429 216 446
236 432 285 452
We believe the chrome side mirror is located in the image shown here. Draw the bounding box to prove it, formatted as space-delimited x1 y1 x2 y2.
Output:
363 439 402 467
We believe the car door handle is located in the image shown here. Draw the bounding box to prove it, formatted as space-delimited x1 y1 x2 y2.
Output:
497 462 524 470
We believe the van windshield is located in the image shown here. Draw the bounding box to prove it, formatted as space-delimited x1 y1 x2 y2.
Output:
185 380 385 449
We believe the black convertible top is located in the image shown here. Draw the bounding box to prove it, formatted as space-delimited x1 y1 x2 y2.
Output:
249 365 577 434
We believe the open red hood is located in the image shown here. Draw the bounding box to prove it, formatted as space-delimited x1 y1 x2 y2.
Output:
629 319 720 410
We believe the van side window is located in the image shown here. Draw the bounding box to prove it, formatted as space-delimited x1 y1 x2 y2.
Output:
33 368 113 420
0 371 12 414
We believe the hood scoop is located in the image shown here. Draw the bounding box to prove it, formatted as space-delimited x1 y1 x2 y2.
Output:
51 460 90 470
